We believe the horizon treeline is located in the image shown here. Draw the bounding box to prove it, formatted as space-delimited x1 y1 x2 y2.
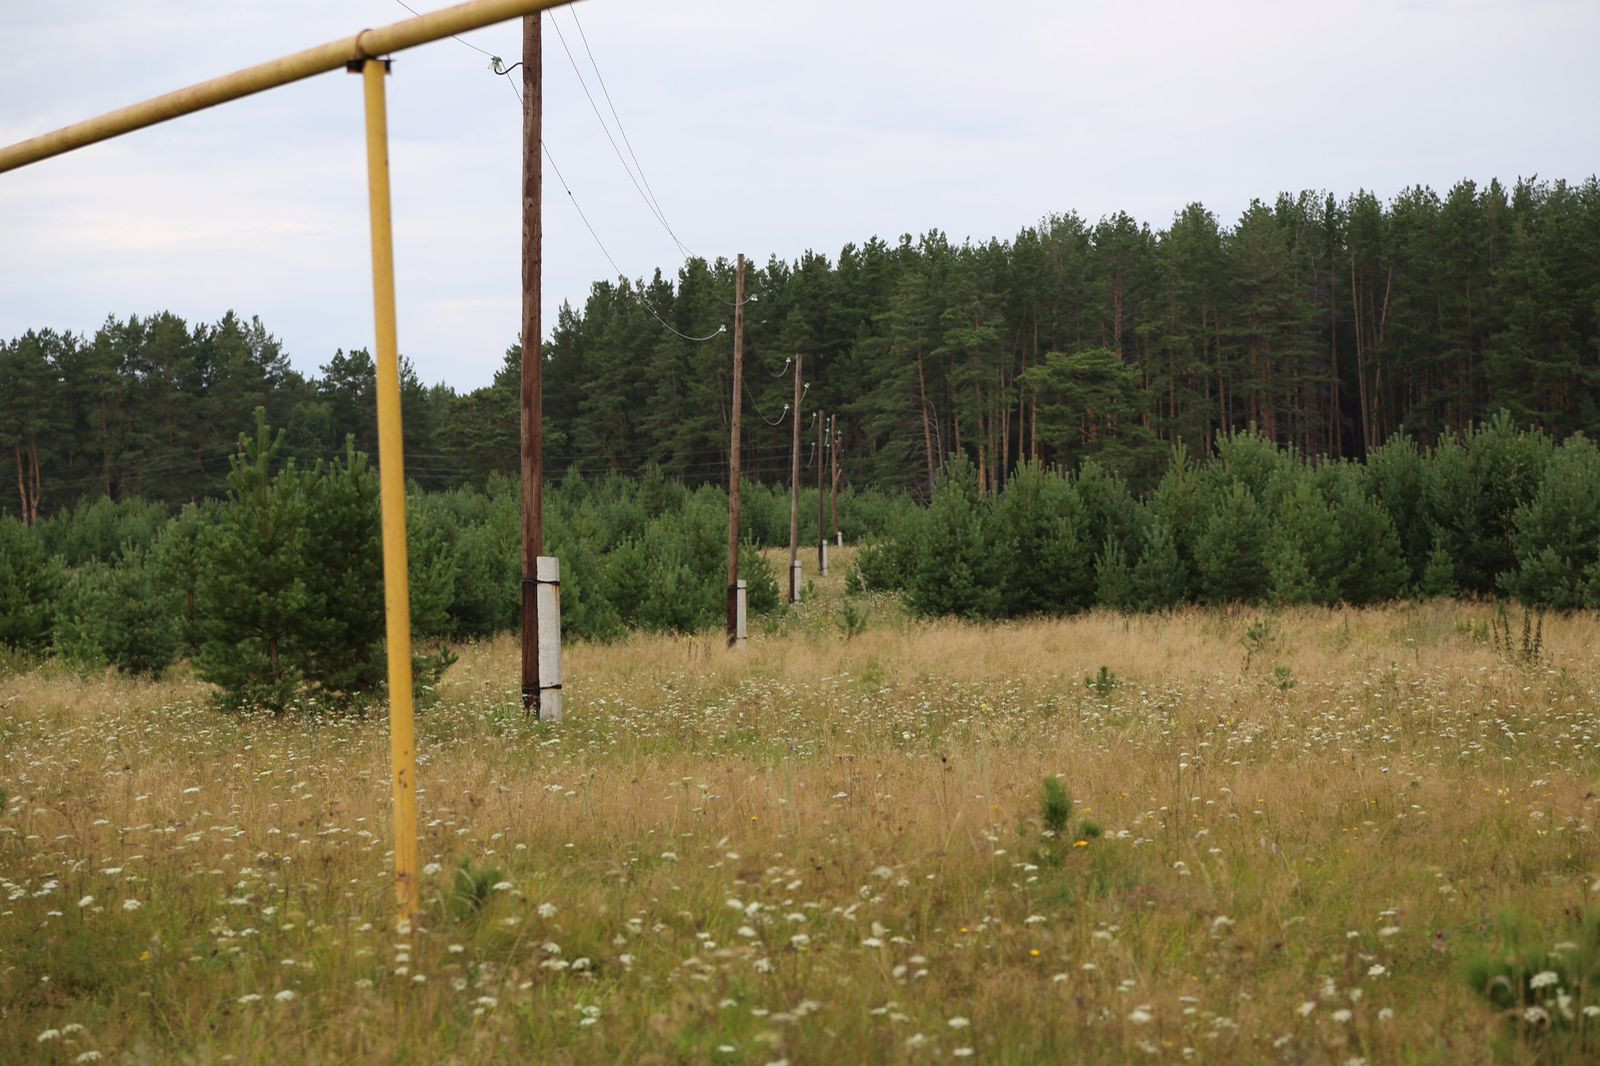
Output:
3 175 1597 521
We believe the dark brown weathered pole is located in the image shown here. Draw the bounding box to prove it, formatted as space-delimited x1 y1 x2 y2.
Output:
519 11 542 712
816 407 825 572
787 353 802 603
726 253 745 646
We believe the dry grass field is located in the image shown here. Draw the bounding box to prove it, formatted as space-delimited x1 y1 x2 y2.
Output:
2 550 1598 1063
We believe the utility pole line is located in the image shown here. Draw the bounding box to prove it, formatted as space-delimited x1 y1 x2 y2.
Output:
787 352 802 603
519 10 543 714
816 407 826 575
726 252 745 647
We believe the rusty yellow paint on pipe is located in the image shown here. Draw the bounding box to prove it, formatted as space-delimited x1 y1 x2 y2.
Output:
361 57 421 924
0 0 575 175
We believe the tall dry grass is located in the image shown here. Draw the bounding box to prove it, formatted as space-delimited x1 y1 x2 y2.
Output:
2 570 1597 1063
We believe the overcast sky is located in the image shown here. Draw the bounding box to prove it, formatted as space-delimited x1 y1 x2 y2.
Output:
2 0 1595 391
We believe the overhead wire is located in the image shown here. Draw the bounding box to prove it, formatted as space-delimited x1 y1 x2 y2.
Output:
502 68 724 343
548 12 694 260
34 441 800 508
389 0 500 59
745 380 791 426
568 7 681 253
384 0 723 345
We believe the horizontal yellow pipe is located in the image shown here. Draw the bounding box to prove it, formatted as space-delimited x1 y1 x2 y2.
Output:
0 0 575 175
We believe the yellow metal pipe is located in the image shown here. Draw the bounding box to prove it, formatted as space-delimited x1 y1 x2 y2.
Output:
0 0 575 175
361 58 421 924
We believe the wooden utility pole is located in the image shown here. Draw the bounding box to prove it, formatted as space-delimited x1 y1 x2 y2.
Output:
787 353 802 603
726 253 745 646
816 408 826 574
519 11 543 713
829 413 839 546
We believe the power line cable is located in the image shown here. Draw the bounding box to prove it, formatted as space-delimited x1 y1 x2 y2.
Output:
383 0 724 344
390 0 499 59
743 381 790 426
500 78 725 345
34 442 799 502
562 7 690 259
548 15 689 257
390 0 701 269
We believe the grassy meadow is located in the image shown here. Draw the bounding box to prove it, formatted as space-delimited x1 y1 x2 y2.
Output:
2 548 1598 1063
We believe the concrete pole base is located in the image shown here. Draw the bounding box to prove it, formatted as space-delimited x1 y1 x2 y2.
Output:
735 579 748 648
536 555 563 722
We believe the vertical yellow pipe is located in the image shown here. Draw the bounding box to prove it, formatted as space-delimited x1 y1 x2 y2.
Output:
361 57 421 923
